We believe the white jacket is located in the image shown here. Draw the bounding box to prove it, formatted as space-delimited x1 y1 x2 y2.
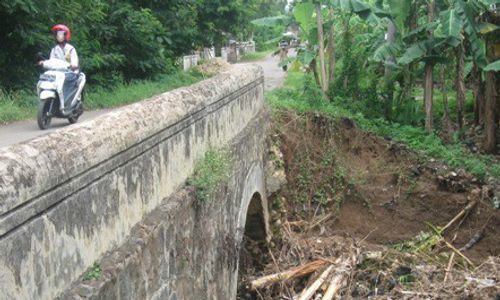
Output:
50 43 79 72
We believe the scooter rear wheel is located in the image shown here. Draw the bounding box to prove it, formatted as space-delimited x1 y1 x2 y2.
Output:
37 100 52 130
68 99 84 124
68 115 79 124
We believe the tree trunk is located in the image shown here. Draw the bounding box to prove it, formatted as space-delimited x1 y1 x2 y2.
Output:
385 20 396 75
483 35 497 153
315 2 328 94
424 64 434 131
214 35 223 57
310 58 321 89
327 8 336 88
384 19 397 119
472 63 486 126
455 41 466 130
441 64 453 142
424 0 435 132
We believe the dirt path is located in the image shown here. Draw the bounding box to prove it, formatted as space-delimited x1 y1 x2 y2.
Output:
0 53 289 148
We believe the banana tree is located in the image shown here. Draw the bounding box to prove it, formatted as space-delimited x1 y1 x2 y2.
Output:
373 0 495 131
438 0 498 151
292 0 375 96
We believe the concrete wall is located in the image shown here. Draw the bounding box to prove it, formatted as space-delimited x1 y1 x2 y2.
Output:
60 108 269 300
182 55 199 71
183 41 255 69
0 64 267 299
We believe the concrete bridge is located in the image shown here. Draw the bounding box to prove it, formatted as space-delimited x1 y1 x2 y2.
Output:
0 65 270 299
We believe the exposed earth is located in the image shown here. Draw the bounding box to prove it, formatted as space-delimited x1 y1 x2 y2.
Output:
238 111 500 299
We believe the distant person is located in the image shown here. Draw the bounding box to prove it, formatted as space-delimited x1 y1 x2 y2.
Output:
38 24 81 110
275 40 289 71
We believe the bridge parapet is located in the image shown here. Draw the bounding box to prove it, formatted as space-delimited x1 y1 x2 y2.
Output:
0 64 266 299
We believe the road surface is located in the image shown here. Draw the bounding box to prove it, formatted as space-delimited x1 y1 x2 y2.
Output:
0 53 290 148
240 50 291 92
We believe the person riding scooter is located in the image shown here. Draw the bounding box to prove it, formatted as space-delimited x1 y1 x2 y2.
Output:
38 24 82 112
278 40 289 71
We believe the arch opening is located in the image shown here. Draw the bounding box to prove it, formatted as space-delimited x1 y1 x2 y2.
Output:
237 192 269 298
243 192 267 241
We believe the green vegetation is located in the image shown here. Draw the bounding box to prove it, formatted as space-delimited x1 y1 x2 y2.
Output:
0 70 204 124
241 49 275 62
82 262 101 281
188 148 231 204
267 71 500 179
0 90 36 124
265 0 498 153
0 0 289 123
0 0 287 90
252 15 291 51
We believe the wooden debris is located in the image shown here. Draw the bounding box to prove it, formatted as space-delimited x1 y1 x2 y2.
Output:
250 260 328 290
442 239 475 267
307 213 334 231
444 233 458 283
400 290 438 297
443 252 455 283
322 275 345 300
441 201 477 233
322 251 358 300
297 265 334 300
287 220 307 227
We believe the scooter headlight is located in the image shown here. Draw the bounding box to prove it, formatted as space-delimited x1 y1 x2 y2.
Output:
39 74 56 81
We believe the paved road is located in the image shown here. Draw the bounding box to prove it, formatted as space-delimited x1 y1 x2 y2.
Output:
0 109 113 148
0 53 289 148
240 50 291 91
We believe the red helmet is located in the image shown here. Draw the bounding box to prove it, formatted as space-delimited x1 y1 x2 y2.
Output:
51 24 71 42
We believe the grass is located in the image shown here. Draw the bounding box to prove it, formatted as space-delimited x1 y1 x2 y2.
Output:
413 87 475 126
240 49 275 62
82 262 101 281
187 148 231 204
266 71 500 180
0 70 205 124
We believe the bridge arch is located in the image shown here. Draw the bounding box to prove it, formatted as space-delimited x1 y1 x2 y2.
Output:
244 192 267 241
236 162 270 244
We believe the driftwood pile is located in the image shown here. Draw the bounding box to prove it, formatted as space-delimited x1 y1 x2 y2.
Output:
244 198 491 299
250 249 359 300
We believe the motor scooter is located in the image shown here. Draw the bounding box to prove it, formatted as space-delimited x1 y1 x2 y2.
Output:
37 59 86 130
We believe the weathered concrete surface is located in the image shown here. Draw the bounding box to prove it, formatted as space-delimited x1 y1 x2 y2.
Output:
60 108 269 300
0 64 267 299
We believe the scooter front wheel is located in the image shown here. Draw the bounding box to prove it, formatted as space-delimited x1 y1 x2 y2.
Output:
37 100 52 130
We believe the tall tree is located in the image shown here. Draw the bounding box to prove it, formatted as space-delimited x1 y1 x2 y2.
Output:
424 0 436 132
384 19 396 118
315 1 328 93
472 63 485 126
327 8 337 85
482 9 499 153
196 0 257 55
441 63 454 142
455 40 466 130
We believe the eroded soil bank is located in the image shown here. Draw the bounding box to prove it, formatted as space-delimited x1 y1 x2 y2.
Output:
238 110 500 299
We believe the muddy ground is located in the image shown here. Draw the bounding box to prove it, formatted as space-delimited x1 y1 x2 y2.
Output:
238 110 500 299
